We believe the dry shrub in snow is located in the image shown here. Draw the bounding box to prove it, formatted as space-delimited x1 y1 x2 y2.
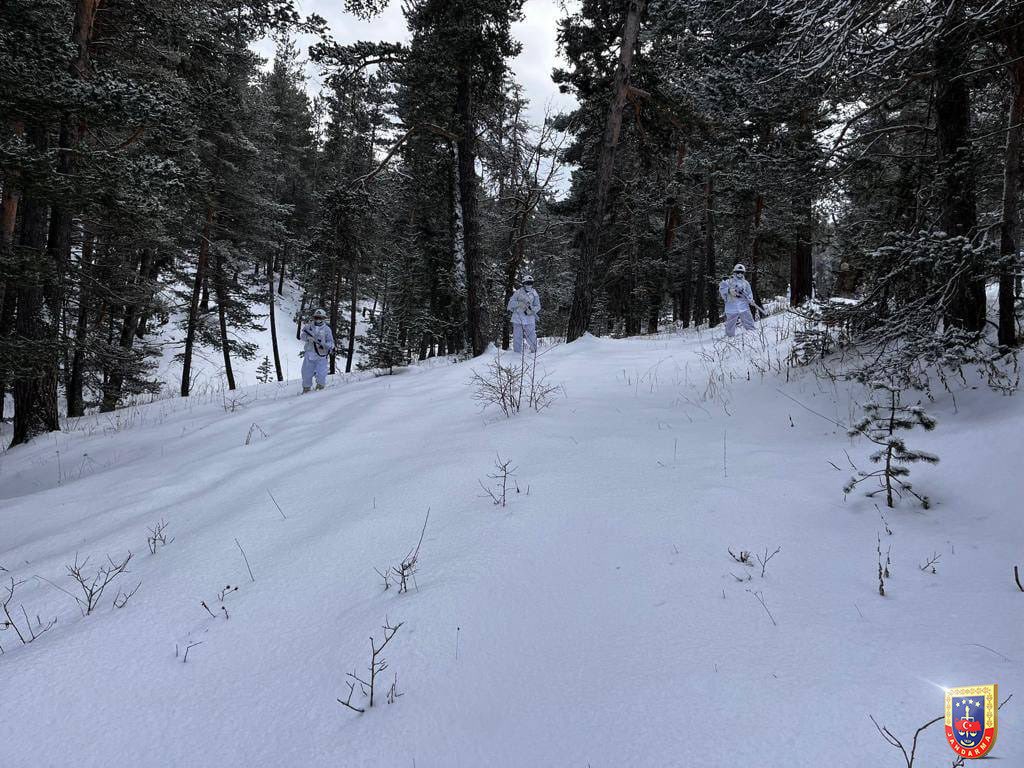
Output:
146 518 173 554
338 617 404 714
375 509 429 594
479 454 523 507
65 552 133 616
1 577 56 651
470 350 559 417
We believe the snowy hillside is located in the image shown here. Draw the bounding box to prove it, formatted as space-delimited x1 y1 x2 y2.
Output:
1 315 1021 767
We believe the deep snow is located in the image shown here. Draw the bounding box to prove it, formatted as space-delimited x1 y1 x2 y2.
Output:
1 314 1021 767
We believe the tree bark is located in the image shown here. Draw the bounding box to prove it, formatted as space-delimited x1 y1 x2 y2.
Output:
101 249 153 411
347 252 359 373
791 114 815 307
998 26 1024 349
296 291 307 340
566 0 646 342
181 203 214 397
268 250 283 381
11 125 60 446
212 243 235 391
704 174 719 326
329 266 341 375
455 62 487 356
67 225 96 417
750 192 764 306
936 6 984 331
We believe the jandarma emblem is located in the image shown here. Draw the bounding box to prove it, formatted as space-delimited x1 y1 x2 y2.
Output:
945 684 998 759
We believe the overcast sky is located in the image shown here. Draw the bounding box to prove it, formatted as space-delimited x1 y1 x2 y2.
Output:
253 0 578 131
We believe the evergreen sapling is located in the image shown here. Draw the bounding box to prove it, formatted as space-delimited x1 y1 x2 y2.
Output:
844 380 939 508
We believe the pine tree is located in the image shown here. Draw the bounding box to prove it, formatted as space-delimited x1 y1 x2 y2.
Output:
359 309 405 374
256 355 273 383
845 380 939 509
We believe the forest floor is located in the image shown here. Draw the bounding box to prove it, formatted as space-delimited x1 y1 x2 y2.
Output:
1 309 1021 767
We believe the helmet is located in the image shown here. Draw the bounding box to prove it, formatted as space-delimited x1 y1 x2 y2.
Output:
522 274 535 285
732 264 746 274
313 308 327 319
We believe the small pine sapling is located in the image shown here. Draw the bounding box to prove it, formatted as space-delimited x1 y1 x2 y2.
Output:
256 355 273 384
358 310 405 374
845 380 938 508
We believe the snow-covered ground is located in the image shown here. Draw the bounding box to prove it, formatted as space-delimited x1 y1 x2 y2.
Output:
1 313 1021 767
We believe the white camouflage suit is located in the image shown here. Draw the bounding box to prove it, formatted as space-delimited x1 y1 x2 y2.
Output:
300 321 335 388
507 286 541 354
718 276 756 337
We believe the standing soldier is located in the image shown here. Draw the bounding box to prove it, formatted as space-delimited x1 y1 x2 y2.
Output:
719 264 757 337
507 274 541 354
300 308 335 393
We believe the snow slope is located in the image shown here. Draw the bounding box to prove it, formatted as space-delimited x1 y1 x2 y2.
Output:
1 316 1021 767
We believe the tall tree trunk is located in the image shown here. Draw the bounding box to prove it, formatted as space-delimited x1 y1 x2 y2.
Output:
347 252 359 373
680 253 692 329
181 203 214 397
936 6 984 331
46 0 100 386
692 229 705 326
135 256 165 340
11 125 60 446
791 114 815 307
566 0 646 342
704 174 719 327
998 27 1024 349
100 249 152 411
0 291 13 422
296 291 307 339
455 62 487 356
200 271 210 313
750 192 764 306
212 243 235 391
329 266 341 375
67 225 96 417
268 250 283 381
0 122 23 422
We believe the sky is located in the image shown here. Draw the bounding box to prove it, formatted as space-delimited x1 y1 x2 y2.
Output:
253 0 578 132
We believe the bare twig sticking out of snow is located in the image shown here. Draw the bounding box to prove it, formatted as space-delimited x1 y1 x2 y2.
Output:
176 640 203 663
113 581 141 609
244 422 268 445
1 578 56 646
746 589 777 626
756 547 782 578
338 618 404 714
234 539 255 582
480 455 517 507
147 518 173 554
868 713 942 768
65 552 133 616
267 490 287 520
870 696 1013 768
963 643 1012 662
377 509 430 594
1014 565 1023 592
918 552 940 574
